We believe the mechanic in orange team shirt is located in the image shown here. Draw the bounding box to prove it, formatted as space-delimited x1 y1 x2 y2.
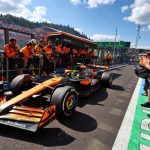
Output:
3 38 20 77
62 45 70 67
33 39 45 75
44 41 54 74
54 43 63 67
105 51 112 65
20 42 34 74
72 48 78 65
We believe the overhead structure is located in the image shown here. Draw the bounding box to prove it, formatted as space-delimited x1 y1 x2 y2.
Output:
44 31 97 49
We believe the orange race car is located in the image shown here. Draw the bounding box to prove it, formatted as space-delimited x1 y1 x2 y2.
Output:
63 63 113 98
0 74 78 132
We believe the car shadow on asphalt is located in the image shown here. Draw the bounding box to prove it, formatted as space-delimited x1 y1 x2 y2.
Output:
0 125 75 146
78 88 108 108
0 110 97 146
77 73 124 108
58 111 97 132
109 84 125 91
111 73 122 80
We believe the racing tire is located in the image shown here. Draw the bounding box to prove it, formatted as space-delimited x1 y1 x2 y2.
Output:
11 74 33 95
101 72 113 87
51 86 78 117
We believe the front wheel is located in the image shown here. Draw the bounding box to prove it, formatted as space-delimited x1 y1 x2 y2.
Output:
50 86 78 117
11 74 33 96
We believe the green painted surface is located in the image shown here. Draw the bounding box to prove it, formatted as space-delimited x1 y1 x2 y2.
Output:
128 95 150 150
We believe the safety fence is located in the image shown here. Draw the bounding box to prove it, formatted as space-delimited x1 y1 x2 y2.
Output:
0 52 99 82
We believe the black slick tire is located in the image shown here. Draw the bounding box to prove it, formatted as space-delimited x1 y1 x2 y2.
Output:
11 74 33 95
50 86 78 117
101 72 113 87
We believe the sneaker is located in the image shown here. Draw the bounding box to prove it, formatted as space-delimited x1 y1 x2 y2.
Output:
141 102 150 108
141 91 148 96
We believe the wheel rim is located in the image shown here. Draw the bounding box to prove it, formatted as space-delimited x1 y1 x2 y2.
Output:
66 95 75 110
63 94 76 116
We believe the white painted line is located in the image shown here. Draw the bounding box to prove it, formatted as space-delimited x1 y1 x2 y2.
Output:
109 65 125 71
112 78 142 150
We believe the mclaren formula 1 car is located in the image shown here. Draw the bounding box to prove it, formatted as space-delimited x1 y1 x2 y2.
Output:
63 64 113 98
0 63 112 131
0 74 78 132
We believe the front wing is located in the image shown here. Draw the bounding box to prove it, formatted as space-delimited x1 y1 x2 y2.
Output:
0 105 56 132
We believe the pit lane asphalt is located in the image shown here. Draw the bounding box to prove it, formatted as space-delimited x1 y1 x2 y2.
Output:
0 65 138 150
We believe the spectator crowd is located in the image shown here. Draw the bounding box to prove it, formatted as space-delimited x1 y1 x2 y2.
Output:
0 22 35 34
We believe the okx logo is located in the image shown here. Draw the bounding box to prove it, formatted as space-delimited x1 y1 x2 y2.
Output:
128 95 150 150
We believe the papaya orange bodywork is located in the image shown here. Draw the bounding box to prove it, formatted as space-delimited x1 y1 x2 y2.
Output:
38 105 56 128
80 80 91 85
13 106 45 113
0 113 41 123
9 110 43 118
0 77 62 114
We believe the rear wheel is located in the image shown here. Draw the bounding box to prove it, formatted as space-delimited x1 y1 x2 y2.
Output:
51 86 78 117
11 74 33 95
101 72 113 87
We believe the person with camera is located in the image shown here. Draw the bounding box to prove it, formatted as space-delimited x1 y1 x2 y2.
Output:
138 54 149 96
138 53 150 107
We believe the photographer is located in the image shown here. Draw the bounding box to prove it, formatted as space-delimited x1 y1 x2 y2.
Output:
139 53 150 108
139 54 149 96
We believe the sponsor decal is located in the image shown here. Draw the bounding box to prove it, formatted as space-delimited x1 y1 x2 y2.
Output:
128 80 150 149
6 121 26 128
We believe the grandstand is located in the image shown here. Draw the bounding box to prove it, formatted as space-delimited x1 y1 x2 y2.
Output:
0 22 35 47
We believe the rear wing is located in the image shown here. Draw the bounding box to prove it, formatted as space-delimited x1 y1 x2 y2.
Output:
0 105 56 132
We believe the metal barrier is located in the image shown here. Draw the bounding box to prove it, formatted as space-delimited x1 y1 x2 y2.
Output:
0 54 67 82
0 54 44 82
0 52 4 80
0 54 99 82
